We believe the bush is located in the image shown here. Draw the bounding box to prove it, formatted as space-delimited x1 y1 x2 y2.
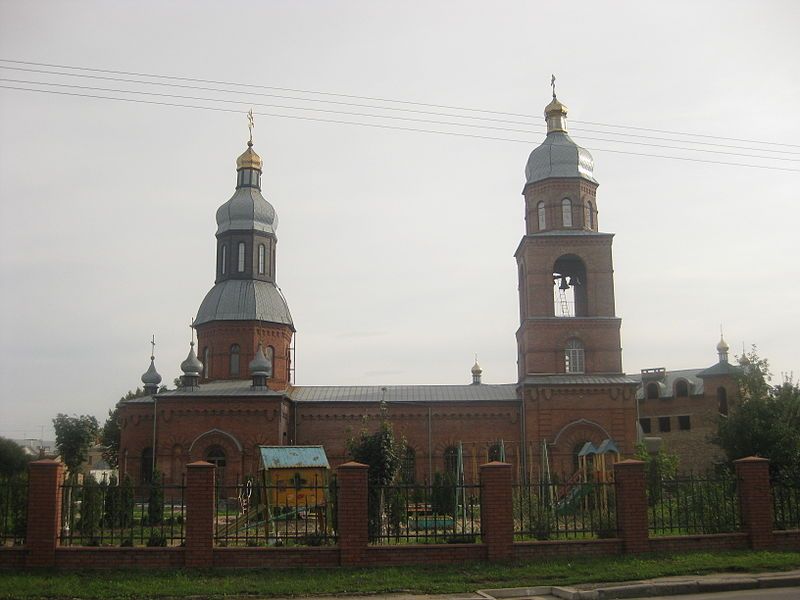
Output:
147 471 164 525
79 475 103 539
146 532 167 547
431 471 456 516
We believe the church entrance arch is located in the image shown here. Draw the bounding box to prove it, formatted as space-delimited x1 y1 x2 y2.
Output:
189 429 242 487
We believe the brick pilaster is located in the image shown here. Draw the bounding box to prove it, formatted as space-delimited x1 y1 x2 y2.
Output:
336 461 368 566
479 461 513 561
735 456 774 550
185 460 215 568
25 459 64 568
614 459 649 554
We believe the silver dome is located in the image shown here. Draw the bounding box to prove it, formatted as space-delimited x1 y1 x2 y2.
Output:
141 357 163 385
525 131 597 185
216 187 277 236
180 343 203 376
195 279 294 328
249 344 272 376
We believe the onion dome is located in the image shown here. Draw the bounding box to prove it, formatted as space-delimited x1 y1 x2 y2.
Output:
236 141 263 170
525 94 596 186
249 343 272 376
141 356 162 387
180 341 203 376
717 334 730 363
471 358 482 385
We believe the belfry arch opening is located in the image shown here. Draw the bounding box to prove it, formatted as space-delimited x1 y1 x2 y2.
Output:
553 255 588 317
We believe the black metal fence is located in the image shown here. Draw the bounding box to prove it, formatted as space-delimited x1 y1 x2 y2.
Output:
647 473 740 535
214 479 336 547
368 482 481 545
0 477 27 546
513 479 617 540
59 478 186 547
772 479 800 531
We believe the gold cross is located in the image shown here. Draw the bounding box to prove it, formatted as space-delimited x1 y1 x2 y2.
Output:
551 74 557 100
247 109 254 144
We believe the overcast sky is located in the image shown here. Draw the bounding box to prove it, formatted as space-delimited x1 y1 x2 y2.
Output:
1 1 798 442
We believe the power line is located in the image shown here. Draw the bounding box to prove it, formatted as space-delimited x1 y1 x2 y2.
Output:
5 77 797 163
2 65 798 157
2 84 799 174
2 57 799 150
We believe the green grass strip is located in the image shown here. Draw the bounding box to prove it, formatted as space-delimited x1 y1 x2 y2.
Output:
0 550 798 599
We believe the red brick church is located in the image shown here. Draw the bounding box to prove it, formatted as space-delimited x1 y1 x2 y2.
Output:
118 92 738 487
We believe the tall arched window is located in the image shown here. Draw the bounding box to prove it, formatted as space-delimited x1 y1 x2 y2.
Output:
205 445 226 468
562 198 572 227
220 244 227 275
488 443 502 462
203 347 209 379
537 201 546 230
266 345 274 377
564 338 585 374
717 387 729 415
230 344 240 376
646 382 660 400
258 244 265 275
140 447 153 484
587 201 594 229
675 380 689 398
443 446 459 477
237 242 246 272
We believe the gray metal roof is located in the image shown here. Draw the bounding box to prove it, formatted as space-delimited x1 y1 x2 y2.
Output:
628 368 706 400
696 361 742 378
525 132 597 186
289 384 519 403
216 186 277 236
259 446 329 470
195 279 294 328
522 374 638 386
156 379 286 398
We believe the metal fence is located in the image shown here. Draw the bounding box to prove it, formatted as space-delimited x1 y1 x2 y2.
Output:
647 473 740 535
513 479 617 540
214 479 336 547
772 479 800 531
0 477 27 546
59 479 186 547
368 482 481 545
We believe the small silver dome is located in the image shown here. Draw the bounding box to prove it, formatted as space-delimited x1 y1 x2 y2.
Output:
195 279 294 328
216 187 277 236
525 131 597 185
141 357 162 386
249 343 272 376
180 342 203 376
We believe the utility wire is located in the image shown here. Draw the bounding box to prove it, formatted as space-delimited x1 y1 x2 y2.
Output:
2 57 798 150
4 77 797 163
2 84 799 174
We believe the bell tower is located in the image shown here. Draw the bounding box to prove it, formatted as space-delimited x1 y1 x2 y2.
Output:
516 94 623 379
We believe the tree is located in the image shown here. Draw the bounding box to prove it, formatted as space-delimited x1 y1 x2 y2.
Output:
0 437 30 478
714 349 800 480
53 414 99 479
634 442 679 506
100 407 121 469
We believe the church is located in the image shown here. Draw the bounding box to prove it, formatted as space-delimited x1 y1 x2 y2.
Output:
118 91 739 488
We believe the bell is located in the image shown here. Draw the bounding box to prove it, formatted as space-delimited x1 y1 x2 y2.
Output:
559 277 570 290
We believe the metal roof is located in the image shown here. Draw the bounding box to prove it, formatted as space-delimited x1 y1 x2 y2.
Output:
629 368 706 400
522 374 638 386
289 384 519 403
216 186 276 236
195 279 294 328
259 446 329 470
155 379 286 398
696 361 742 378
525 132 597 186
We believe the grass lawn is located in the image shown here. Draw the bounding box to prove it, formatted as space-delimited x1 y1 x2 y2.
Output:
0 550 798 599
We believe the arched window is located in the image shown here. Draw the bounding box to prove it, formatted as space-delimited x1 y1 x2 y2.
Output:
587 201 594 229
717 387 729 415
564 338 585 374
140 447 153 484
443 446 459 476
537 201 546 230
675 380 689 398
205 445 226 468
203 347 209 379
646 382 660 400
258 244 265 275
562 198 572 227
401 447 416 483
237 242 246 273
266 346 274 377
230 344 240 376
220 244 227 275
488 443 503 462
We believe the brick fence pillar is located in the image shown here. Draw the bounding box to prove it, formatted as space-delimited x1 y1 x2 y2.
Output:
614 459 649 554
480 461 513 562
25 459 64 568
735 456 774 550
336 461 369 567
185 460 215 568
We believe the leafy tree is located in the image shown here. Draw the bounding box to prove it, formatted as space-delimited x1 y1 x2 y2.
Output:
147 470 164 525
53 414 99 479
714 349 800 480
431 471 457 516
100 407 121 469
103 474 120 527
634 442 679 506
119 475 135 528
80 474 103 543
0 437 30 478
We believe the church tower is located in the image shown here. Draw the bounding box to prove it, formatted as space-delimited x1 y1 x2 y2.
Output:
516 88 637 474
194 137 295 389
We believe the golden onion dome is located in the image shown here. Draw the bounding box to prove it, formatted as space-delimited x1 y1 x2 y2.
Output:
236 141 263 171
544 97 568 116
